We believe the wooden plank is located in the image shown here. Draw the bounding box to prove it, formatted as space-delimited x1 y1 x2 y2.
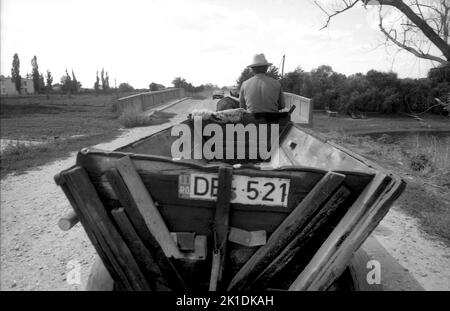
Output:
105 168 187 291
63 167 151 290
214 166 233 251
172 232 196 252
58 210 79 231
114 155 181 258
227 171 345 291
296 177 405 290
288 173 391 290
111 207 171 290
208 250 221 291
228 227 266 247
251 186 351 289
210 166 233 290
57 171 131 290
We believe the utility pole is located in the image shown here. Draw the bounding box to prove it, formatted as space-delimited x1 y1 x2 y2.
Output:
281 54 285 79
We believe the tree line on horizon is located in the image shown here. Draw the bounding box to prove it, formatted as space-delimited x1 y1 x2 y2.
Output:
8 53 449 115
235 64 450 115
8 53 120 95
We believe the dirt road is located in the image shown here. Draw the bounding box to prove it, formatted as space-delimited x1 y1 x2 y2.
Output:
0 98 215 291
1 98 449 291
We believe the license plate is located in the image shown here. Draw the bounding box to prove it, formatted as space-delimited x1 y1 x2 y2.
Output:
178 173 290 207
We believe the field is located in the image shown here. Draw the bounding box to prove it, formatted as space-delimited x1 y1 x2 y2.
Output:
313 111 450 134
313 111 450 247
0 93 135 176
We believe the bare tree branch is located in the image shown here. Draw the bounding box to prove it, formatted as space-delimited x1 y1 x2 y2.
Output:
314 0 450 64
379 9 448 64
314 0 359 30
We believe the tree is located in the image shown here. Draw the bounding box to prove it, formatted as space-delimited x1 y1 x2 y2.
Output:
118 82 134 92
38 73 46 93
100 68 105 91
236 68 254 89
31 56 42 93
267 66 281 80
281 67 306 95
171 77 205 92
149 82 159 91
104 71 110 92
172 77 188 88
11 53 21 94
46 70 53 92
94 70 100 93
315 0 450 65
71 70 80 93
61 69 72 94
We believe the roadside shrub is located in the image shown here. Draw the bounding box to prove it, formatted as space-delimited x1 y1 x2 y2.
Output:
409 153 433 172
377 134 395 144
118 110 175 128
109 101 118 113
118 111 150 128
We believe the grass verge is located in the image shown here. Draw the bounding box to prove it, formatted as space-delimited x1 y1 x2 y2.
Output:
324 130 450 247
0 133 118 178
119 110 176 128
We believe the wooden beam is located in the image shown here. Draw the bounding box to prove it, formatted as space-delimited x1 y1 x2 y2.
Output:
111 207 171 290
288 173 393 290
63 166 150 290
209 166 233 291
114 156 181 258
294 177 405 290
208 250 221 291
58 210 79 231
57 170 131 290
228 227 266 247
227 171 345 291
106 167 187 291
251 186 351 289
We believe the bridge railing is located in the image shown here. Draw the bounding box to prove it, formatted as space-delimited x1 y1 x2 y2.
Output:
116 88 185 114
283 92 313 127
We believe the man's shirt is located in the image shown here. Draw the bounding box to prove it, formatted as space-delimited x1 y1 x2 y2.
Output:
239 74 285 113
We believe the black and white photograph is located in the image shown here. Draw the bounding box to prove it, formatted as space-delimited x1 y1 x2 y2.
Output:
0 0 449 297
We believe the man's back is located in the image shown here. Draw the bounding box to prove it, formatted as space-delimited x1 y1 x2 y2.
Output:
239 74 285 113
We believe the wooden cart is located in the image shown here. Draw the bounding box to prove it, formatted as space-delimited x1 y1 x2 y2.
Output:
55 112 405 291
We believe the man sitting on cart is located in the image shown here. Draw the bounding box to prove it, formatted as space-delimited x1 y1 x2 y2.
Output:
239 53 285 113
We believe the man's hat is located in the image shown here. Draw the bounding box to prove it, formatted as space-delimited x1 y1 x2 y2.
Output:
248 53 272 68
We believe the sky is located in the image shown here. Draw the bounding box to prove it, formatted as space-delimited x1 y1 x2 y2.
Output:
0 0 442 89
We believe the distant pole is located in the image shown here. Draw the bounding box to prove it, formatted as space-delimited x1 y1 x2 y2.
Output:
281 54 285 79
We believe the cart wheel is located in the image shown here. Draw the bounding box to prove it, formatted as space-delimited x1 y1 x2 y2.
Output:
85 256 115 291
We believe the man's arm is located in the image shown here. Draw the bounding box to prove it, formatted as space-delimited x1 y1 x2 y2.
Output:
239 87 246 109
